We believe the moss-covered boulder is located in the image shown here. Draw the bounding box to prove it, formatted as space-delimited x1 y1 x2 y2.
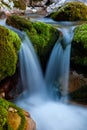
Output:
13 0 26 10
6 15 59 70
0 25 21 81
0 98 36 130
0 98 25 130
49 2 87 21
71 23 87 67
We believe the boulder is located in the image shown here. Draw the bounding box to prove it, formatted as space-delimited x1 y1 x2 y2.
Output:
71 23 87 67
69 71 87 93
6 15 59 70
13 0 26 10
48 2 87 21
68 71 87 103
0 25 21 81
0 98 36 130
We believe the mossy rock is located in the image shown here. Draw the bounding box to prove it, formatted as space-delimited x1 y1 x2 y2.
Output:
49 2 87 21
71 23 87 67
13 0 26 10
6 15 59 70
0 25 21 81
0 98 26 130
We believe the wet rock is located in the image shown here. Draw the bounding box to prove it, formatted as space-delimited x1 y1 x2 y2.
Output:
48 2 87 21
0 98 36 130
69 71 87 93
24 111 36 130
13 0 26 10
71 23 87 68
69 71 87 103
0 25 21 81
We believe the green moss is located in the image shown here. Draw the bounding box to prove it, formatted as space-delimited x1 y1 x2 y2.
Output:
0 98 26 130
71 23 87 66
13 0 26 10
6 15 59 69
49 2 87 21
0 26 21 52
0 25 21 81
0 106 7 129
6 15 33 31
0 98 9 109
8 103 26 130
0 98 10 130
72 24 87 48
27 21 59 61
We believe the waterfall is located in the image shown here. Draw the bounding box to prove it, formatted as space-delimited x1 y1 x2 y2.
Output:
18 33 47 104
45 26 74 100
0 19 6 26
1 18 87 130
45 43 63 99
15 23 87 130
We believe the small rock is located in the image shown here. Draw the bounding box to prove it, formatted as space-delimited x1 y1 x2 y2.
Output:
0 92 5 98
8 107 17 113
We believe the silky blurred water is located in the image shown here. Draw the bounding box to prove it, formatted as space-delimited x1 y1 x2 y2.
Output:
1 17 87 130
16 25 87 130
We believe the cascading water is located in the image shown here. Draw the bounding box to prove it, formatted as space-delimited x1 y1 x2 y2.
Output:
0 6 87 130
0 19 6 26
1 17 87 130
0 17 87 130
0 18 47 104
18 34 48 104
45 26 74 100
15 22 87 130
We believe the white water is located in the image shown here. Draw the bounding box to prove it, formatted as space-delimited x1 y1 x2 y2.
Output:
0 19 6 26
28 102 87 130
15 24 87 130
